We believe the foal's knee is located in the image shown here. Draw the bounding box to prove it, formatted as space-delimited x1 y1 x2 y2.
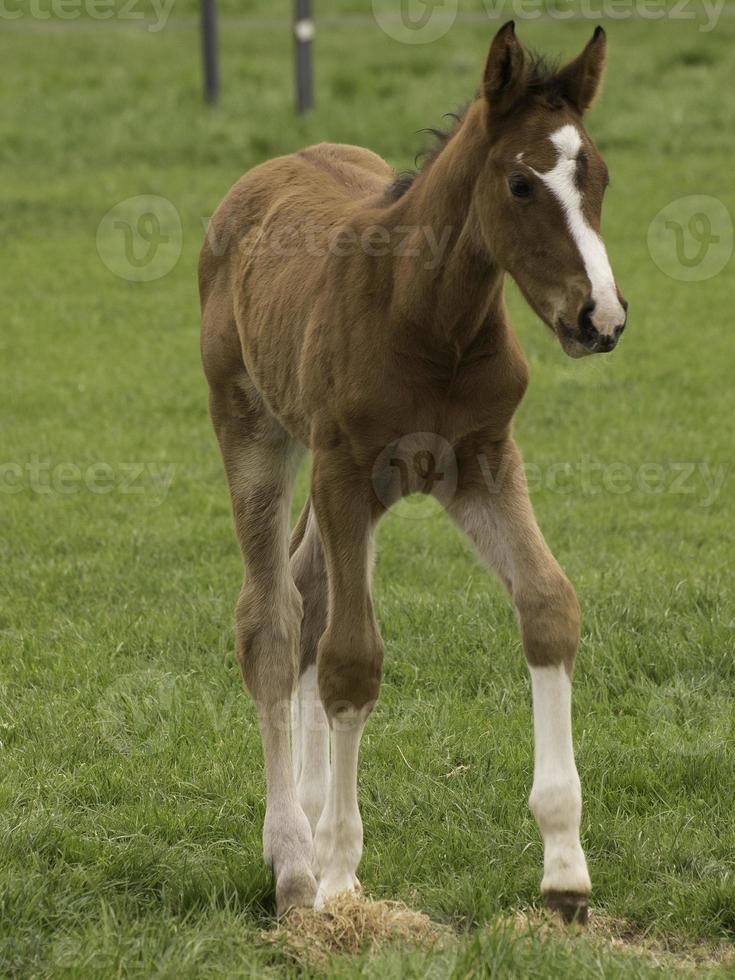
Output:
235 581 303 698
516 572 581 671
317 623 384 718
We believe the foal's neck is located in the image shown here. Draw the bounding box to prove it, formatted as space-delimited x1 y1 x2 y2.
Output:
377 100 506 354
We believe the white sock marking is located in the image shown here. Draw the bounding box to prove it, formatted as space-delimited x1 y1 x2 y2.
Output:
529 663 591 895
313 707 366 906
259 710 315 895
295 665 331 834
532 124 625 333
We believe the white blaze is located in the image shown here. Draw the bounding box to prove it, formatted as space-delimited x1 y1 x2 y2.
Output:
532 124 624 334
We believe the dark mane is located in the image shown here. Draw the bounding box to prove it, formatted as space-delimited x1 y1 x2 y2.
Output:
385 106 468 202
385 51 564 202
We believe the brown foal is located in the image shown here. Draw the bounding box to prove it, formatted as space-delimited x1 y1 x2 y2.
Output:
199 22 627 923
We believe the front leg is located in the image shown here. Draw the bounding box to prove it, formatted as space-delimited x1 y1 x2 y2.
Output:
448 439 591 923
309 448 385 906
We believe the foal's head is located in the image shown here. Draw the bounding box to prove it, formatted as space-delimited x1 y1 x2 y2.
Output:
475 23 627 357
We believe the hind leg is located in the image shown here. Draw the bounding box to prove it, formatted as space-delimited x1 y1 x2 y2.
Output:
290 501 330 834
209 374 316 915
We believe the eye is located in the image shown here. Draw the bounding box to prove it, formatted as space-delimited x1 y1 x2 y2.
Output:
508 174 532 199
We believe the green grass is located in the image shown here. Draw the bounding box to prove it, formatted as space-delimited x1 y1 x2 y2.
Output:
1 6 734 977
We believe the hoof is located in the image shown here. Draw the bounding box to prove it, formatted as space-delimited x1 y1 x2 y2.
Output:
275 865 318 917
314 872 360 909
544 891 589 925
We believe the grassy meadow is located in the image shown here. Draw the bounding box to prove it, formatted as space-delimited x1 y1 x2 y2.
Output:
1 2 734 976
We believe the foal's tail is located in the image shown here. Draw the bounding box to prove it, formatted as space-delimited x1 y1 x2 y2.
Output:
289 497 311 558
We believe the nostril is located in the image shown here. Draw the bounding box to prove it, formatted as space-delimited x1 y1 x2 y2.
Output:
614 321 626 339
578 301 597 344
578 300 596 326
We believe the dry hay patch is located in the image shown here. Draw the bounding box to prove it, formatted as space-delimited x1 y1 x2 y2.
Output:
261 891 453 967
262 895 734 973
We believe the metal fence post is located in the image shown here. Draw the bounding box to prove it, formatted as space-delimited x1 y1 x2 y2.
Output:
201 0 220 105
294 0 314 115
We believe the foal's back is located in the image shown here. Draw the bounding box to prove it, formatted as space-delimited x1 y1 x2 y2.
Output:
297 142 394 197
201 141 392 289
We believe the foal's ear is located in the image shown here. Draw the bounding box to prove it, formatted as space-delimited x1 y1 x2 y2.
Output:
483 21 527 116
557 26 607 114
